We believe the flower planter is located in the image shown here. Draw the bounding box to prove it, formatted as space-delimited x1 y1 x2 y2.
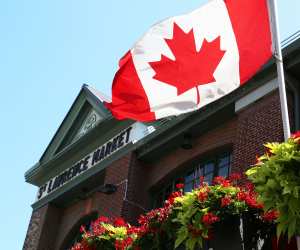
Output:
208 216 243 250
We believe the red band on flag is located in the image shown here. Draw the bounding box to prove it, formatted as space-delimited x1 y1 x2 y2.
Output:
104 51 155 121
224 0 272 85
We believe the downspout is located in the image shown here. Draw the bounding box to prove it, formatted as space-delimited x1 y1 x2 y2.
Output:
285 73 300 131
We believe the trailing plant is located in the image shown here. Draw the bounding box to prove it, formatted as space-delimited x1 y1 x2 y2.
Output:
246 131 300 239
71 174 275 250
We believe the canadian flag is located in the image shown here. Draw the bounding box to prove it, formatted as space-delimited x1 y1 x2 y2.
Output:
105 0 272 122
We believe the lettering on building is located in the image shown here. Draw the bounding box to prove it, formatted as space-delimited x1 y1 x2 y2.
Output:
36 126 133 201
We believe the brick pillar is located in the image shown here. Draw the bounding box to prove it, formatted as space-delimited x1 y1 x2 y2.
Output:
23 207 46 250
121 153 149 225
54 154 134 250
23 204 61 250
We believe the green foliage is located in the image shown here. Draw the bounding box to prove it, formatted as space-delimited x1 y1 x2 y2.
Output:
246 136 300 239
72 175 271 250
171 183 252 250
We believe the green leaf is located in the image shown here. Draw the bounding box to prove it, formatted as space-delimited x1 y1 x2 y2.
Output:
175 227 188 249
277 222 286 238
288 219 296 241
185 237 197 250
266 179 278 189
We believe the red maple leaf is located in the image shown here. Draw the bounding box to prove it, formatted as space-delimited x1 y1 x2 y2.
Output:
149 23 226 103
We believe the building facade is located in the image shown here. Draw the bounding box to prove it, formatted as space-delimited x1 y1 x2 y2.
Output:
23 36 300 250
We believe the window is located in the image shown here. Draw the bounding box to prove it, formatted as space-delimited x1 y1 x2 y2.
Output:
153 152 232 208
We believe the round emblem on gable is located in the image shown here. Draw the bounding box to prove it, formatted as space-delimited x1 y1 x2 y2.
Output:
84 113 97 131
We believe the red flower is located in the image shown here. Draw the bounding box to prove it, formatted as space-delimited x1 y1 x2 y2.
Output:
221 196 232 207
202 212 220 225
127 226 140 235
92 225 106 236
114 217 127 227
265 147 273 157
97 216 110 223
244 182 255 192
237 189 264 209
188 224 203 237
237 191 247 201
115 238 133 250
213 176 231 187
262 210 279 222
255 155 262 164
245 194 263 209
228 173 242 182
199 176 205 186
198 191 208 202
71 243 83 250
80 225 86 233
170 191 182 199
166 191 182 206
138 206 171 230
176 183 185 189
124 237 133 246
291 131 300 141
115 240 123 250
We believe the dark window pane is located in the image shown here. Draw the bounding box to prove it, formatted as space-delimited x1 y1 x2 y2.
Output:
194 178 200 188
204 173 214 184
184 182 193 192
186 172 194 182
218 155 230 167
185 171 194 183
198 167 204 176
218 166 229 177
204 162 214 174
164 185 172 201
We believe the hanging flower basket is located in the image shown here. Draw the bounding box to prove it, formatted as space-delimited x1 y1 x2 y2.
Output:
71 174 276 250
246 131 300 240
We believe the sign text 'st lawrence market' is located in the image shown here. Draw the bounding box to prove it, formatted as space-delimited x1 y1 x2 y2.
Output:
37 126 133 201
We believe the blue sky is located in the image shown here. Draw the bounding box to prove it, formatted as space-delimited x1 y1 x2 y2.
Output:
0 1 299 249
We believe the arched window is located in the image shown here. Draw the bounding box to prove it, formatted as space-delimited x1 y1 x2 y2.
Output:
61 211 98 250
153 151 232 208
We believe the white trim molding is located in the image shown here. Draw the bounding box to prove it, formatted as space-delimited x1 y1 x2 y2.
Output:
235 79 278 112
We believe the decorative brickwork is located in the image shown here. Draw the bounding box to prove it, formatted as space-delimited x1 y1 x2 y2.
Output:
23 210 42 250
23 206 47 250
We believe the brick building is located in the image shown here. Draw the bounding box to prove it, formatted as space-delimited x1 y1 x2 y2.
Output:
23 35 300 250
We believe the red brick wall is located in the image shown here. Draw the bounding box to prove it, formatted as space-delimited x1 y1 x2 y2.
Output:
231 88 297 175
231 91 284 174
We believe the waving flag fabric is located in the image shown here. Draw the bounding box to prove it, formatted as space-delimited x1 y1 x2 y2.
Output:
105 0 272 122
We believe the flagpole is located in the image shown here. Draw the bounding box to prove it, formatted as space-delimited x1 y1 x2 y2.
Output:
268 0 291 141
268 1 299 248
